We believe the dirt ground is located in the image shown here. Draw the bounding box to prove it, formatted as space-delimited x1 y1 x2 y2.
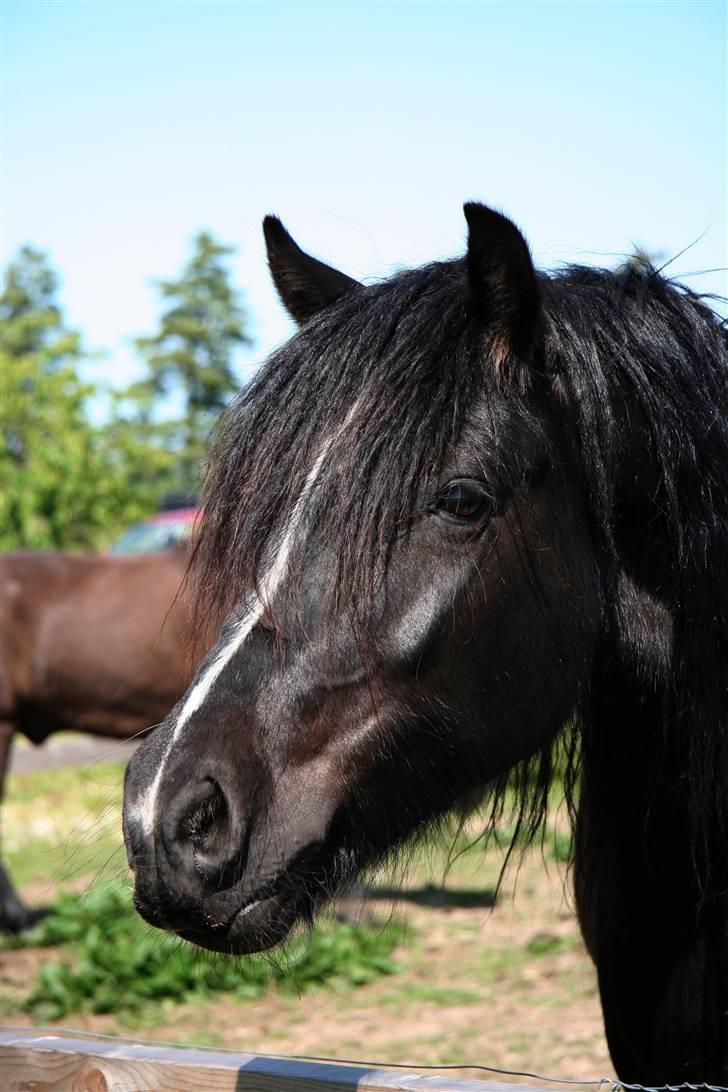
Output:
1 757 614 1087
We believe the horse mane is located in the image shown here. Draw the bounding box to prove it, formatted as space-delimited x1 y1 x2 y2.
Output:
544 267 728 896
192 257 728 893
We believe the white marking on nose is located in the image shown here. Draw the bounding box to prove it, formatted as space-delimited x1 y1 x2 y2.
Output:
137 438 336 836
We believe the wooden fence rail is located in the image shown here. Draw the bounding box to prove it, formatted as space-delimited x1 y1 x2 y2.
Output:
0 1027 558 1092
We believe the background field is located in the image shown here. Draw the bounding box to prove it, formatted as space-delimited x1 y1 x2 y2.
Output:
1 746 613 1086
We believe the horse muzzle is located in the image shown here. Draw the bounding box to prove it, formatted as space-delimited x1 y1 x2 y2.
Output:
122 731 338 953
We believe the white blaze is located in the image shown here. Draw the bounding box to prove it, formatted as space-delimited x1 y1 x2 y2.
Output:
136 439 335 834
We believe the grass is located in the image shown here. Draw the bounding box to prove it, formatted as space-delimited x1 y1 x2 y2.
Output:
2 879 406 1022
526 932 574 957
2 754 576 1028
4 759 128 891
1 754 613 1074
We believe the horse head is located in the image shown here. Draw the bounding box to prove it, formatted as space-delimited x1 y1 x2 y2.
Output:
123 205 603 952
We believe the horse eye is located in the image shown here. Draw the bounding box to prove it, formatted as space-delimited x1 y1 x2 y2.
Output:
435 480 490 521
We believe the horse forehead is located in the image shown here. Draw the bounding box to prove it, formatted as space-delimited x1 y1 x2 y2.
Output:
184 431 345 683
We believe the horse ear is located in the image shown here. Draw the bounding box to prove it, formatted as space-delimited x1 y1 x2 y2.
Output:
464 202 540 374
263 216 361 325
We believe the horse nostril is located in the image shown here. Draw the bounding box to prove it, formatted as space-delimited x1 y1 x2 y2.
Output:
159 772 248 891
161 776 232 868
183 778 228 851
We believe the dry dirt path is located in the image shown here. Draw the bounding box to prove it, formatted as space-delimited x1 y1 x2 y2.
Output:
8 735 141 775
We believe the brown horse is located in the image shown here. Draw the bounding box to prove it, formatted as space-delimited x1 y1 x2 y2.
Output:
0 547 205 932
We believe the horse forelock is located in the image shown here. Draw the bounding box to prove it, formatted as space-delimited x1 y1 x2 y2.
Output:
192 259 489 631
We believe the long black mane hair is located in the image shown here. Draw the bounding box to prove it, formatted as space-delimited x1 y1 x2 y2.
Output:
194 247 728 896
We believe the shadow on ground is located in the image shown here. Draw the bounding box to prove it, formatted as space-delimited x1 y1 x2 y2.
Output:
344 882 497 911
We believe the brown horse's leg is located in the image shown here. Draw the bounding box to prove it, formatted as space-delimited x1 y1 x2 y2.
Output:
0 722 48 933
574 660 728 1082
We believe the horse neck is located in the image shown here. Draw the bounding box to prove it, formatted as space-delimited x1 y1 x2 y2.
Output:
592 352 728 880
560 276 728 893
574 642 728 1081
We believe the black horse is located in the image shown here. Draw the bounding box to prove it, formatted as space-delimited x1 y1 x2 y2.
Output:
123 204 728 1082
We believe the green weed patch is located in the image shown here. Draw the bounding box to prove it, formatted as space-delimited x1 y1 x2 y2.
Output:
4 880 406 1021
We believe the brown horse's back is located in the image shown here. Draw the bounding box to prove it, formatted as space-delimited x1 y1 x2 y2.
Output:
0 549 197 743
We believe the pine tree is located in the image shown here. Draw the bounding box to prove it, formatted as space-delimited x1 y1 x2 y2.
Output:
0 245 80 361
0 248 173 549
135 232 251 489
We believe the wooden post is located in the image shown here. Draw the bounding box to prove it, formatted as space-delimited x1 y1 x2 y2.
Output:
0 1027 558 1092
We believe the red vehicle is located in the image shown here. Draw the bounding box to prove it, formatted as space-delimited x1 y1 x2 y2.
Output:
109 495 199 556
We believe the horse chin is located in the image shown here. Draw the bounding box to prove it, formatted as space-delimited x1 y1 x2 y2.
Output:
179 891 304 955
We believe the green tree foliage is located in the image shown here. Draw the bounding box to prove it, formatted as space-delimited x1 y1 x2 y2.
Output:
135 231 250 490
0 248 173 550
1 245 72 359
1 235 251 551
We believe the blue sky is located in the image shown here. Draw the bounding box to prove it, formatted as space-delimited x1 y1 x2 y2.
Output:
3 0 726 398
